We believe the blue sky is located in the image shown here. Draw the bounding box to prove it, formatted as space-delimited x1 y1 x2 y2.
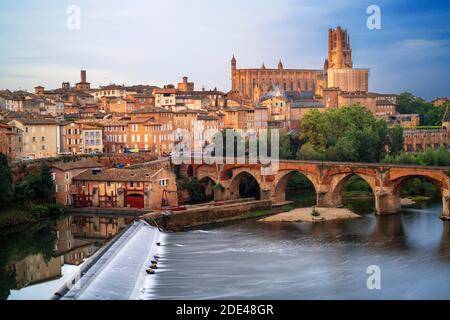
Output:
0 0 449 100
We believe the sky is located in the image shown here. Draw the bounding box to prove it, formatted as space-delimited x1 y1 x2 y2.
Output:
0 0 449 100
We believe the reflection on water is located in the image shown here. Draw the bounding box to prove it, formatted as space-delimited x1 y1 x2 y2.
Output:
1 195 450 300
0 215 133 300
147 198 450 300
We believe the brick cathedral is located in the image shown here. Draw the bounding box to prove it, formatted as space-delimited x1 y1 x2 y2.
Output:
231 26 369 102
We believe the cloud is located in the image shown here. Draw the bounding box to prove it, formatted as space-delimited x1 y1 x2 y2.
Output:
401 39 445 49
0 0 449 99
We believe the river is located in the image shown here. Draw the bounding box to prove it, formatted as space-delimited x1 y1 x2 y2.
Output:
1 194 449 300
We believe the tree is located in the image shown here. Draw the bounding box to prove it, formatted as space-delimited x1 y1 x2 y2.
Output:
279 131 299 160
387 125 404 155
397 92 445 126
297 105 389 162
26 163 54 204
382 146 450 166
0 153 13 208
297 142 324 160
176 176 207 204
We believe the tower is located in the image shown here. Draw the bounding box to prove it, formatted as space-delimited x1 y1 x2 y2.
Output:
81 70 87 83
278 59 283 70
231 55 237 91
328 26 353 69
76 69 91 90
231 55 236 72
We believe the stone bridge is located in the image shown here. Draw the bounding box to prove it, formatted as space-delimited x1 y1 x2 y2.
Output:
175 159 450 220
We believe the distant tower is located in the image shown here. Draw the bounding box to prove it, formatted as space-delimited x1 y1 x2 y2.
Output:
278 59 283 70
231 55 237 91
231 54 236 72
81 70 87 83
76 69 91 90
328 26 353 69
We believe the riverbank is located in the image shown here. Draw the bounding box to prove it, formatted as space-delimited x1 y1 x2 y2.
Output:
0 204 66 230
259 207 360 223
144 199 273 231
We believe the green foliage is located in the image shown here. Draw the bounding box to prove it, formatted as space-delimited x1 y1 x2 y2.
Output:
311 207 320 217
382 146 450 166
297 142 324 161
177 176 207 204
279 131 300 160
0 154 13 208
397 92 446 126
343 175 373 193
29 204 65 219
401 178 440 198
387 125 404 155
297 106 390 162
286 172 314 190
14 163 55 204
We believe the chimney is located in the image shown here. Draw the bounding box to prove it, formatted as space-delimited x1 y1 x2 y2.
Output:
81 70 87 83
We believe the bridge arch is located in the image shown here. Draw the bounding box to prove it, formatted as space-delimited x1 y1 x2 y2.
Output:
391 174 446 197
199 176 217 202
329 172 376 208
273 170 318 204
228 171 261 200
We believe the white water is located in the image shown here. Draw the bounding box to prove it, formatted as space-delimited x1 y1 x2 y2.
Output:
62 221 162 300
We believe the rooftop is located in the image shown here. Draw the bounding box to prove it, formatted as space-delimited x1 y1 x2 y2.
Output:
73 167 164 182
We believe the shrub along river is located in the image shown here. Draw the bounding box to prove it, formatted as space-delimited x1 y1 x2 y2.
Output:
1 192 449 300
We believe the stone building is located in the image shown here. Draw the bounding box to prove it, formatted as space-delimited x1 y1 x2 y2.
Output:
432 97 449 107
177 76 195 92
0 121 21 160
50 159 103 205
8 117 60 159
72 166 178 210
402 107 450 151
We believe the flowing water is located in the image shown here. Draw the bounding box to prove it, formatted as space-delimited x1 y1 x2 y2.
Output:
1 194 449 300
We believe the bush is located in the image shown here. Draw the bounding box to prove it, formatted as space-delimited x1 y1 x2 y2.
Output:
382 146 450 166
311 207 320 217
29 204 65 220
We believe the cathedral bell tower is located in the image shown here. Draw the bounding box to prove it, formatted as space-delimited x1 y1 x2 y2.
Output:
328 26 353 69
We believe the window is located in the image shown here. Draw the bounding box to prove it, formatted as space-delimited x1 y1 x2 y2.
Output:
159 179 169 187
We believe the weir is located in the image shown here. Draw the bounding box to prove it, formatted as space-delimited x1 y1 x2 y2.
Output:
60 220 162 300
